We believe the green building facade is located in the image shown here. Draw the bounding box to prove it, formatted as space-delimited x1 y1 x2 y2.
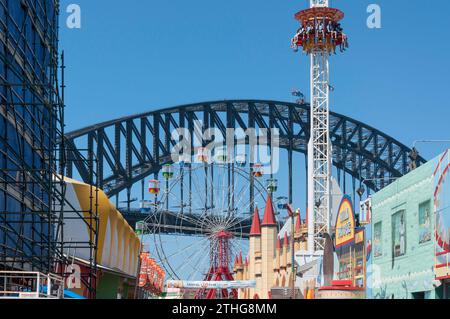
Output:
370 155 443 299
96 271 136 299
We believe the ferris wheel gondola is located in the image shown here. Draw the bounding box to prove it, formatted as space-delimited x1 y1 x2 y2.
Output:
148 180 160 195
236 154 247 167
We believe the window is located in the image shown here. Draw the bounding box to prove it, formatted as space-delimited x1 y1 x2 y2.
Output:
419 200 432 244
412 292 425 299
392 210 406 257
374 222 382 258
445 282 450 300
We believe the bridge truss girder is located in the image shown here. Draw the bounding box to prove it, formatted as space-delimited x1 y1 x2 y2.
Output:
62 100 425 206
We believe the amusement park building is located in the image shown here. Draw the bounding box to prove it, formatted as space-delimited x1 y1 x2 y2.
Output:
60 177 142 299
236 196 310 299
369 150 450 299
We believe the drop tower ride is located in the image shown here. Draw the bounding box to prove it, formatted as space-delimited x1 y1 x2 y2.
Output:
291 0 348 252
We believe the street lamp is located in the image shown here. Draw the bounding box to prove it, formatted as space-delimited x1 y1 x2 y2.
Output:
356 187 365 198
285 204 299 300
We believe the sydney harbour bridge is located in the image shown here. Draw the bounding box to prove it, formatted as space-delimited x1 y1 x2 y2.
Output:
61 99 426 239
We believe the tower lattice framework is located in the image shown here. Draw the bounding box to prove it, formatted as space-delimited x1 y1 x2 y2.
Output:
292 0 348 251
194 230 238 299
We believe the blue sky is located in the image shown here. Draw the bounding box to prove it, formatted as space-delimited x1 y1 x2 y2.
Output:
58 0 450 279
59 0 450 210
60 0 450 161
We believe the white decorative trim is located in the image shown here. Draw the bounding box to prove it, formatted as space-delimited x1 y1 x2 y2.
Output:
372 177 433 210
373 269 433 286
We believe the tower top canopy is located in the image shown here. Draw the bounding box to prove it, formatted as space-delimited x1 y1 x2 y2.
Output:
295 7 344 23
291 6 348 55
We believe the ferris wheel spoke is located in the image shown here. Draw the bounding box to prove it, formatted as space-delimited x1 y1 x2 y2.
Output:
188 169 209 211
217 164 233 224
224 213 253 232
203 164 222 223
150 215 208 279
233 180 252 213
152 163 268 281
222 182 251 229
208 164 228 225
229 240 245 265
227 179 249 214
171 172 216 230
175 240 211 279
223 197 261 232
219 165 235 217
186 245 212 281
215 168 227 220
164 192 208 229
189 167 208 208
167 236 209 273
157 235 211 263
153 233 179 280
213 176 231 227
191 167 211 213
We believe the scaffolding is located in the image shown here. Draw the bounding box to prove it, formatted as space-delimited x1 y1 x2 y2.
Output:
56 143 100 299
0 1 98 298
0 271 64 299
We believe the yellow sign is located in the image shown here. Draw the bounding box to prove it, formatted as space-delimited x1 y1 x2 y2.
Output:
335 196 356 248
355 230 364 244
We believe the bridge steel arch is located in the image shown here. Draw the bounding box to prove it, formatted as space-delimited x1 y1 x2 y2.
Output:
62 100 426 205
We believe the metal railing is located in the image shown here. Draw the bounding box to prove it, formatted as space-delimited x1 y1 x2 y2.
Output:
0 271 64 299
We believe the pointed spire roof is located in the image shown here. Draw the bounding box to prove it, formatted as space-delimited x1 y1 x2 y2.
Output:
262 195 277 226
283 232 289 247
276 236 281 250
245 257 249 267
238 252 243 265
250 207 262 236
295 212 302 232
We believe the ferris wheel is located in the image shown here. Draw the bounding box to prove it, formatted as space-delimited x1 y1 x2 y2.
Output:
142 157 270 285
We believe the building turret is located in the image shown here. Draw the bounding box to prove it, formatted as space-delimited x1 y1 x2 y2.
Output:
282 233 289 270
235 252 244 280
286 234 292 269
241 256 249 299
261 195 278 299
250 206 262 237
275 236 281 271
244 257 249 275
294 212 302 251
249 207 262 299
